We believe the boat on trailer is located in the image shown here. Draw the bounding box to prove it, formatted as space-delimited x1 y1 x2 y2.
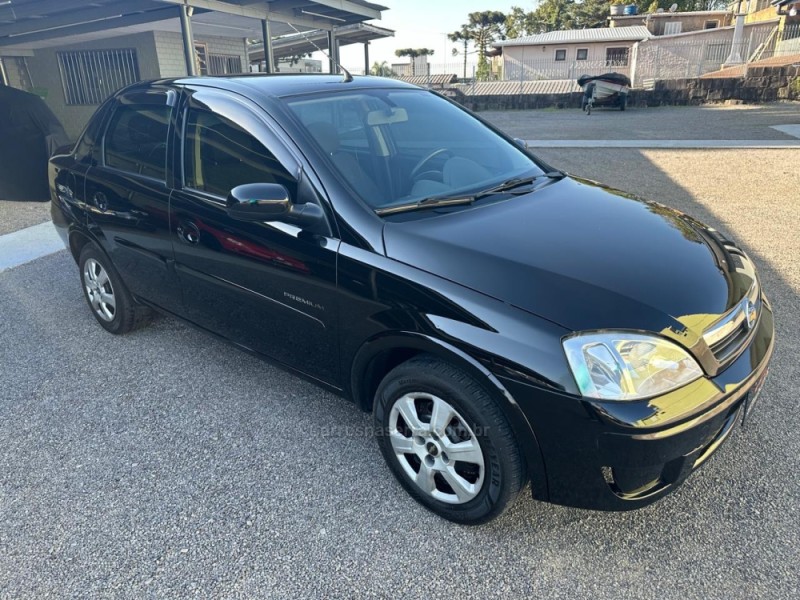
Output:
578 73 631 115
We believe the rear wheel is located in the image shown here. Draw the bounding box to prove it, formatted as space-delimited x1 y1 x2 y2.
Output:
374 355 525 524
79 244 151 334
620 95 627 111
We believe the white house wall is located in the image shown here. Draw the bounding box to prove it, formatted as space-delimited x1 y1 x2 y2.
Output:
501 41 636 81
24 31 160 140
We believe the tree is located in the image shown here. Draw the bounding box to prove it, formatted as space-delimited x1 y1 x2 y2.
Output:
394 48 435 76
370 60 395 77
573 0 613 30
447 27 473 79
504 6 537 39
532 0 577 33
456 11 506 80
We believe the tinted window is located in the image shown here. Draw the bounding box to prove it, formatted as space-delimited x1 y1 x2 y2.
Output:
75 99 114 165
183 109 296 198
104 104 169 179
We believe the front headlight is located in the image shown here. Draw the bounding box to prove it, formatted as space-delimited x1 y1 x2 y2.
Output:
563 332 703 401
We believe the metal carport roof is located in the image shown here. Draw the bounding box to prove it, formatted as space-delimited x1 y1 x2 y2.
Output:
0 0 387 52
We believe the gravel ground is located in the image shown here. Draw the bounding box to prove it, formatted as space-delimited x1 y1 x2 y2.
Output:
1 112 799 598
0 200 50 235
483 103 800 140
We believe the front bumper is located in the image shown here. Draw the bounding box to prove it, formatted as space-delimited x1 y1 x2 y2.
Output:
500 299 775 510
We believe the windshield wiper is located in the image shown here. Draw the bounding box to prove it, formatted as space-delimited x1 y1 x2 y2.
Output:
374 170 565 216
375 195 477 216
480 171 565 196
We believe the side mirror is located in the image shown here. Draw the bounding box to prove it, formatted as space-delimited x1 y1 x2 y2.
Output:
513 138 529 150
227 183 325 229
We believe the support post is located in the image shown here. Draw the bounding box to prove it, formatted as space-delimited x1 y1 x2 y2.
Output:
364 41 369 75
179 4 196 76
327 29 337 73
724 0 747 67
261 19 274 73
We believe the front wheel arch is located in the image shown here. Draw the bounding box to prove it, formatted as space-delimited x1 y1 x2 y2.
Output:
349 332 549 500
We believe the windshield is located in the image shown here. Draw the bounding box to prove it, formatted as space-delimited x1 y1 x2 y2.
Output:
283 88 543 213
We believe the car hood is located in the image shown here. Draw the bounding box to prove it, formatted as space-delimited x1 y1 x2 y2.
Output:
382 177 757 337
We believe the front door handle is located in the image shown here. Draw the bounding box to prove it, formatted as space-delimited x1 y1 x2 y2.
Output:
93 191 108 211
176 221 200 245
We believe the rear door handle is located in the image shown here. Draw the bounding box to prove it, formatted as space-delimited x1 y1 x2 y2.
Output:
177 221 200 245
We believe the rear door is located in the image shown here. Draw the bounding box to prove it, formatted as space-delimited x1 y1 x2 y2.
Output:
169 87 341 385
51 101 112 222
84 87 182 314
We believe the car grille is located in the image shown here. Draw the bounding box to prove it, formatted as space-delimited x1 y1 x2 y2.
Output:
703 281 760 363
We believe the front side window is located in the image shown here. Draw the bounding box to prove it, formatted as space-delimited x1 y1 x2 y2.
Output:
183 108 295 198
104 103 169 180
284 89 542 213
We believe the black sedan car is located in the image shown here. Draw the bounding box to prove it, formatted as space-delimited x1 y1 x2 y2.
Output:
50 75 774 524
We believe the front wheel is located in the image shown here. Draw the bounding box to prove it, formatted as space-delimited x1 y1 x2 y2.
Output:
374 356 525 524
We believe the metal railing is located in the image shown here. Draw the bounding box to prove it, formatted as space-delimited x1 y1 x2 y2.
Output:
207 53 243 75
57 49 140 105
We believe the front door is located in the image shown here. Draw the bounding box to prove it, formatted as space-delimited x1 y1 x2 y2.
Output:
169 88 341 385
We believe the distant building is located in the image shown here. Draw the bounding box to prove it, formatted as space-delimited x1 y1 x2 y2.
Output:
276 58 323 73
608 10 735 35
494 27 652 81
391 55 430 77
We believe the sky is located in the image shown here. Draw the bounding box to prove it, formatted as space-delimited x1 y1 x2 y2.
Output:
329 0 535 72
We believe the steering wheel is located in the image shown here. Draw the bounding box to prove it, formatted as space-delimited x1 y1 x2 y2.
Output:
410 148 451 180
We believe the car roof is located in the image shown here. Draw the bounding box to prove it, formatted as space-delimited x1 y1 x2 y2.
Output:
131 74 419 100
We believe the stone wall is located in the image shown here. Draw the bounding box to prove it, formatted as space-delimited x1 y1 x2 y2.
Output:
646 65 800 104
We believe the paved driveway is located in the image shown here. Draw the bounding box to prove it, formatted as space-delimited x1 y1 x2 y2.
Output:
1 105 799 598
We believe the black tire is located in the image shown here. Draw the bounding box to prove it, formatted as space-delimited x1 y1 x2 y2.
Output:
374 355 525 525
78 244 151 334
620 95 627 111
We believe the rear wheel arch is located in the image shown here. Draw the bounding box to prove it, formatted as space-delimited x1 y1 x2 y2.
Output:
68 230 93 263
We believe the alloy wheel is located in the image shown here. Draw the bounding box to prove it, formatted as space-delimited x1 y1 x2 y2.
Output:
388 392 485 504
83 258 116 322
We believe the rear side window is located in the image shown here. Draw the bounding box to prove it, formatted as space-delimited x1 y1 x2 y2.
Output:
104 104 170 180
183 108 296 198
